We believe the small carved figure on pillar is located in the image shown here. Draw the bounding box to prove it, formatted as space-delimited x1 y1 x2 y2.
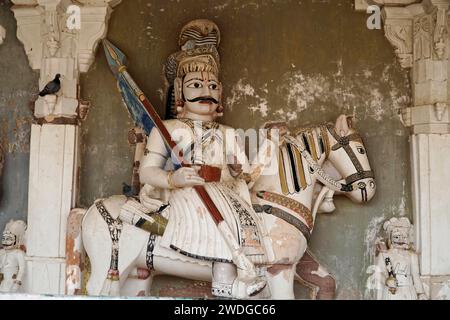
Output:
0 220 27 293
374 217 427 300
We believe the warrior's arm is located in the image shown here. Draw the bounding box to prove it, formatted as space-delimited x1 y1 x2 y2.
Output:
375 253 388 300
236 131 276 185
140 127 204 189
139 127 172 189
15 250 26 283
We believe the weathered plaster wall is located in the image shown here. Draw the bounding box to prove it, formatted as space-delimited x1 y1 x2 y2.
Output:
0 1 38 234
80 0 412 299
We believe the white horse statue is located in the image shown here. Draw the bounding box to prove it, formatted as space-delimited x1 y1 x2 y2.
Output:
75 114 375 299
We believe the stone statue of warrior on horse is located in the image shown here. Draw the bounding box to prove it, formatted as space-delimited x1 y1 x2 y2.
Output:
69 19 376 299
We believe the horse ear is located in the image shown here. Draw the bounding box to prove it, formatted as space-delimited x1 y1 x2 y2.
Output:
346 116 354 129
335 114 350 137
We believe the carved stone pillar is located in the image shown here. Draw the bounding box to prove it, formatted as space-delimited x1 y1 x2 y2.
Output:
356 0 450 299
11 0 121 295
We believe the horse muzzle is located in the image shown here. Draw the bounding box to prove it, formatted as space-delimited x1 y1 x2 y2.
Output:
345 178 376 203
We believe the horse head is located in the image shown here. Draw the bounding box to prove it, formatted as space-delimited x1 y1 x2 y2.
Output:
324 115 376 204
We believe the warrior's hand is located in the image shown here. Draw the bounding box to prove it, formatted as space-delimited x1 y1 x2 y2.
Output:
140 193 166 213
227 155 243 177
170 167 205 188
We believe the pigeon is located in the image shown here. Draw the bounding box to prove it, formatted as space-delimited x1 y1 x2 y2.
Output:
39 74 61 97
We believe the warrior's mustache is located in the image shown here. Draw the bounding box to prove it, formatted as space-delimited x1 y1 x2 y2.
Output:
187 96 219 104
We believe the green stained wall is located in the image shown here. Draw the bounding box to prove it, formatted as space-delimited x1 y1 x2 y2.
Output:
0 1 38 234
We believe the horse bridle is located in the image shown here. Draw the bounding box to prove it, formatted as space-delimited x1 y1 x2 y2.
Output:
326 124 375 200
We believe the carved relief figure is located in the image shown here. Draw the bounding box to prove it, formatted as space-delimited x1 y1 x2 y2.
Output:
79 19 376 300
0 220 27 293
374 217 427 300
139 19 267 299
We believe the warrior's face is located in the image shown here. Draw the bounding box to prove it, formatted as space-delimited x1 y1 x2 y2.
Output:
180 71 222 121
2 231 16 247
389 227 410 250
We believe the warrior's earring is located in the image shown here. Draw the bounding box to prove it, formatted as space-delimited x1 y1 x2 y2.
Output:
215 105 224 118
176 99 185 114
174 78 185 117
215 84 224 118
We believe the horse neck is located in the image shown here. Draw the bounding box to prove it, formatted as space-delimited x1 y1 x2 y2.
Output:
273 126 329 208
292 124 330 167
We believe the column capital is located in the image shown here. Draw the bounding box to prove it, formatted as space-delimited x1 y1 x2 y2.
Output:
356 0 450 133
10 0 121 121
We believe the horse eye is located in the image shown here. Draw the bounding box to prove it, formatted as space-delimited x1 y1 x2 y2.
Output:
357 147 366 154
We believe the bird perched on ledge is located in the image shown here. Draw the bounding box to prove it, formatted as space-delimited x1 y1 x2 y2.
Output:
39 74 61 97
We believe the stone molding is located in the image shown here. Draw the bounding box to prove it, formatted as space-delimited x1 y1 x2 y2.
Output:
357 0 450 133
356 0 450 300
10 0 121 120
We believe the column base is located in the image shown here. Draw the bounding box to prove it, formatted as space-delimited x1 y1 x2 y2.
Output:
421 276 450 300
23 256 66 295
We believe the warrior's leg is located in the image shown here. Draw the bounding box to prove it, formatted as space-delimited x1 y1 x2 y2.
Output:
212 262 267 299
217 222 266 298
211 262 236 298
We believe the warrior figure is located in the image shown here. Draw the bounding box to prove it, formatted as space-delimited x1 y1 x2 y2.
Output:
0 220 26 293
139 20 267 299
375 217 427 300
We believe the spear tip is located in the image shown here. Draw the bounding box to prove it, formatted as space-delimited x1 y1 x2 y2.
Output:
102 38 128 76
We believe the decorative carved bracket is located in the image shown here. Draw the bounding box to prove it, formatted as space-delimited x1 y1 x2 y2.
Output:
383 7 414 68
10 0 121 120
355 0 450 133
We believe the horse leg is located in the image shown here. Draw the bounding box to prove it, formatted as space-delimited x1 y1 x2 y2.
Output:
122 269 154 297
294 249 336 300
82 196 151 297
266 264 296 299
82 205 112 296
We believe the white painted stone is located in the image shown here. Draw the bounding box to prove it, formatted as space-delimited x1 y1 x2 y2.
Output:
356 0 450 299
27 124 79 259
23 258 65 295
411 134 450 276
10 0 121 296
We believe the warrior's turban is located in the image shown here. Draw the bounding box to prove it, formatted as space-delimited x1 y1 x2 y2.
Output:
165 19 221 85
164 19 221 118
